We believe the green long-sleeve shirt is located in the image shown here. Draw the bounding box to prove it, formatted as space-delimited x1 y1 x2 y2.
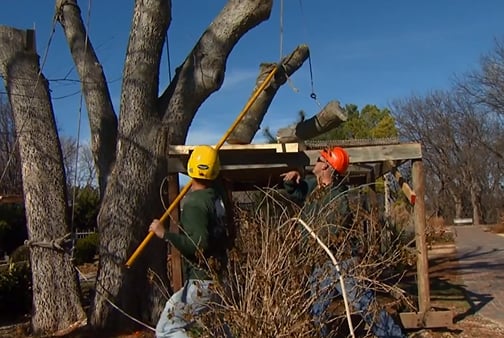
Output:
164 186 227 280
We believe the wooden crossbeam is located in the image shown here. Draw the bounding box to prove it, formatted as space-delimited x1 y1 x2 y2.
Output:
399 311 453 329
168 142 299 154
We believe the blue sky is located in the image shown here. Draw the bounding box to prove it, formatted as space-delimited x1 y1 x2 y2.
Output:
1 0 504 146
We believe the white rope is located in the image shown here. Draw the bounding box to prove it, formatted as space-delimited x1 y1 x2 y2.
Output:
291 217 356 338
94 282 156 332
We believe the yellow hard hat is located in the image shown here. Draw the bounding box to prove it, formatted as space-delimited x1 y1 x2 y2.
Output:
187 145 220 180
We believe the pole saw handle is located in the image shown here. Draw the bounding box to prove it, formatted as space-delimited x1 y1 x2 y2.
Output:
125 65 279 268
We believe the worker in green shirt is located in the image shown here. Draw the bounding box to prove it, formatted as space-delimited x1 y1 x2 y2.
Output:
150 145 229 338
282 146 405 338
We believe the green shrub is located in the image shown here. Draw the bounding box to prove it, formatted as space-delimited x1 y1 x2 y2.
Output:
74 232 99 265
0 204 27 255
9 244 30 263
0 259 32 319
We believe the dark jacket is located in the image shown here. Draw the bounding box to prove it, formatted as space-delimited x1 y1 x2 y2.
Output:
164 185 228 280
284 175 354 250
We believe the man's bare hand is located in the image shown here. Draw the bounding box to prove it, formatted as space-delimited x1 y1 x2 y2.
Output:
280 170 301 183
149 219 166 239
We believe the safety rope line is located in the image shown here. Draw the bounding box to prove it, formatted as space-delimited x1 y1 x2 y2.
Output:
94 279 155 332
307 49 320 108
297 0 320 107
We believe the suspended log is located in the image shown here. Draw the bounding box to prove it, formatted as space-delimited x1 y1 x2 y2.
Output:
276 100 348 142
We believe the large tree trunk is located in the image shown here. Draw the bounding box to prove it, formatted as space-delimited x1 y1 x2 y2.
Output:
8 0 302 331
55 0 118 197
89 0 171 329
0 26 85 335
470 181 482 225
453 195 463 220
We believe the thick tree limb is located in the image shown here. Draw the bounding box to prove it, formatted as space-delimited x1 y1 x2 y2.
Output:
56 0 118 196
89 0 172 329
227 44 310 144
159 0 273 144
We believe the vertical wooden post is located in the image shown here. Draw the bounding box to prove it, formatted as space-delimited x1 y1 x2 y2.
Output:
222 178 236 246
366 172 378 242
412 159 430 313
167 174 183 291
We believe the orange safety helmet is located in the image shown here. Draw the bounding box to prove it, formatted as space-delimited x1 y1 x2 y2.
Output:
320 146 349 175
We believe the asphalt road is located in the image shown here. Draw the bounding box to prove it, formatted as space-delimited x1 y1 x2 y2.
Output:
454 225 504 326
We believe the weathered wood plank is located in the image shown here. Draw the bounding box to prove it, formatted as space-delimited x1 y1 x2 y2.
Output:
169 143 422 163
399 311 453 329
167 143 423 189
303 143 422 164
167 175 183 292
168 142 299 154
412 159 431 313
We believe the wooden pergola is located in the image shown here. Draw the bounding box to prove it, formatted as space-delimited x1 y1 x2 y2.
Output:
166 139 453 329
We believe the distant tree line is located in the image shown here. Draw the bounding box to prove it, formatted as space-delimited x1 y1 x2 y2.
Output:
0 94 100 257
391 39 504 224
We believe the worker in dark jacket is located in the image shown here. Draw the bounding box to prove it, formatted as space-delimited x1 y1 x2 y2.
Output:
150 145 228 338
282 146 405 338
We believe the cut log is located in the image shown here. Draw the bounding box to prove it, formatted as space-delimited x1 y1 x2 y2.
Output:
276 100 348 142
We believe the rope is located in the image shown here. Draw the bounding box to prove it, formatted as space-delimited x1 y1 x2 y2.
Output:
307 51 321 107
95 280 155 332
296 0 320 107
24 233 73 252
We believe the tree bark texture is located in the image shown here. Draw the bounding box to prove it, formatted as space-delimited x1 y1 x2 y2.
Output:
90 0 275 328
89 0 171 329
0 26 86 335
227 45 310 144
4 0 294 330
56 0 118 197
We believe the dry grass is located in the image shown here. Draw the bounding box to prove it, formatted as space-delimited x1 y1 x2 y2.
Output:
490 224 504 234
191 187 414 337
